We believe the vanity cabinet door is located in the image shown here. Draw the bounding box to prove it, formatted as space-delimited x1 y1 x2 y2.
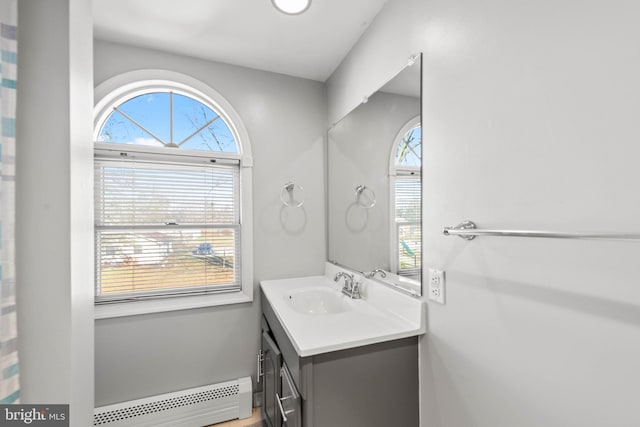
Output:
279 364 302 427
262 331 282 427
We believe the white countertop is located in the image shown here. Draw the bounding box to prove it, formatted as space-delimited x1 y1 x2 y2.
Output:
260 263 426 357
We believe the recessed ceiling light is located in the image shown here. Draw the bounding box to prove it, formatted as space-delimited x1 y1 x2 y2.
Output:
272 0 311 15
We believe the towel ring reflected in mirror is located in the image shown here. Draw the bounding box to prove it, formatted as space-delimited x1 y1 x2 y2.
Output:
280 181 305 208
355 185 376 209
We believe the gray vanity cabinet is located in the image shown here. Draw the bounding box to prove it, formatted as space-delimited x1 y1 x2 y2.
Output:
261 291 419 427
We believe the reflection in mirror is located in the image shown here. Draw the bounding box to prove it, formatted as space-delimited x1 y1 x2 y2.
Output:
327 54 422 295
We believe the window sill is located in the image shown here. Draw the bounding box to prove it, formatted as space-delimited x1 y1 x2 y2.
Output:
94 291 253 319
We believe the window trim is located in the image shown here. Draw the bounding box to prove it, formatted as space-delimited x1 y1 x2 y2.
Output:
389 116 421 278
93 70 253 319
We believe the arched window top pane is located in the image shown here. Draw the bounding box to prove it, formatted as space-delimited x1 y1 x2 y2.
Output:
395 125 421 168
96 90 239 153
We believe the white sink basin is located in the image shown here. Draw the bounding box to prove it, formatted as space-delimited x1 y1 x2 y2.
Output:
285 287 350 315
260 262 426 356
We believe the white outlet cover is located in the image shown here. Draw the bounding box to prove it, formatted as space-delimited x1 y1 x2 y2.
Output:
428 268 445 304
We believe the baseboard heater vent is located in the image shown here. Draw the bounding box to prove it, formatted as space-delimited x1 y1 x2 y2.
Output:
94 377 252 427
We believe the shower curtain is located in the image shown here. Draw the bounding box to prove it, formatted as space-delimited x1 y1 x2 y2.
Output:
0 0 18 404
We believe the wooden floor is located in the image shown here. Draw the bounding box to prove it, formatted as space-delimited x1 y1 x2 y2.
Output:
206 408 263 427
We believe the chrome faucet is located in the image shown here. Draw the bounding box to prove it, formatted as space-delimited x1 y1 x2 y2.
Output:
334 272 361 299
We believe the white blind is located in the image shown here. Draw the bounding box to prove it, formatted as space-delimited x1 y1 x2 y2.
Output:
395 175 421 223
395 175 421 273
95 156 241 303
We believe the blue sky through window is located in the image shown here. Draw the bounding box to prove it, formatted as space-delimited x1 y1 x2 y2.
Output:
97 91 239 153
119 92 170 142
396 126 421 167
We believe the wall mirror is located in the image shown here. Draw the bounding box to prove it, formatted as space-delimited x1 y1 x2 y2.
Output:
327 54 422 295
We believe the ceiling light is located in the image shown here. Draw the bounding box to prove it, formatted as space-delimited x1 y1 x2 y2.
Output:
272 0 311 15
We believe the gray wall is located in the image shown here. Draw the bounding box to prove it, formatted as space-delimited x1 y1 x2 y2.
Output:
328 91 419 273
94 40 327 406
16 1 94 425
328 0 640 426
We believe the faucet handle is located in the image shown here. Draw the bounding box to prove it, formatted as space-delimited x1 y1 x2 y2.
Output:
350 280 362 299
366 268 387 279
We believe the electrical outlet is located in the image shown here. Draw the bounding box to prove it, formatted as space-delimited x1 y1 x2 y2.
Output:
428 268 445 304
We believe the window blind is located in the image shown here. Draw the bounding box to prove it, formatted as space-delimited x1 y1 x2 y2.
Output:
395 175 421 274
94 156 241 303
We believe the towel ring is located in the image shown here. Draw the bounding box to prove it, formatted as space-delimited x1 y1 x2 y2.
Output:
355 185 376 209
280 181 305 208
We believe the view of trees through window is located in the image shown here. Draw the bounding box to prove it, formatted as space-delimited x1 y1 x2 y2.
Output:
98 91 238 152
395 126 421 167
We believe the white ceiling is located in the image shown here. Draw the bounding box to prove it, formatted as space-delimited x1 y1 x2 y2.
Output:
93 0 389 82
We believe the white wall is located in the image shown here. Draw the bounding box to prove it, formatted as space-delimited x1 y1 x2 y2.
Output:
94 40 326 405
327 0 640 426
16 1 94 425
326 0 424 126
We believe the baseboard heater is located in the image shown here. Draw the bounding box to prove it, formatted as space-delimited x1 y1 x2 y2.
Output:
94 377 252 427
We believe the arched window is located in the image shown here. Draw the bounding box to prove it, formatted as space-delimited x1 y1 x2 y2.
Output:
93 72 253 317
96 90 239 153
390 117 421 279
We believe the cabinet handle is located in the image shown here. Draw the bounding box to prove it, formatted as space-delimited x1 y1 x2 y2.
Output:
275 393 288 423
257 351 264 383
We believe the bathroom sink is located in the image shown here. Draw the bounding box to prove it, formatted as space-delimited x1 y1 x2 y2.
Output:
285 287 349 315
260 263 426 356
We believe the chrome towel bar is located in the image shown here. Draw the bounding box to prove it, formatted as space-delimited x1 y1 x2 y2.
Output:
442 220 640 241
